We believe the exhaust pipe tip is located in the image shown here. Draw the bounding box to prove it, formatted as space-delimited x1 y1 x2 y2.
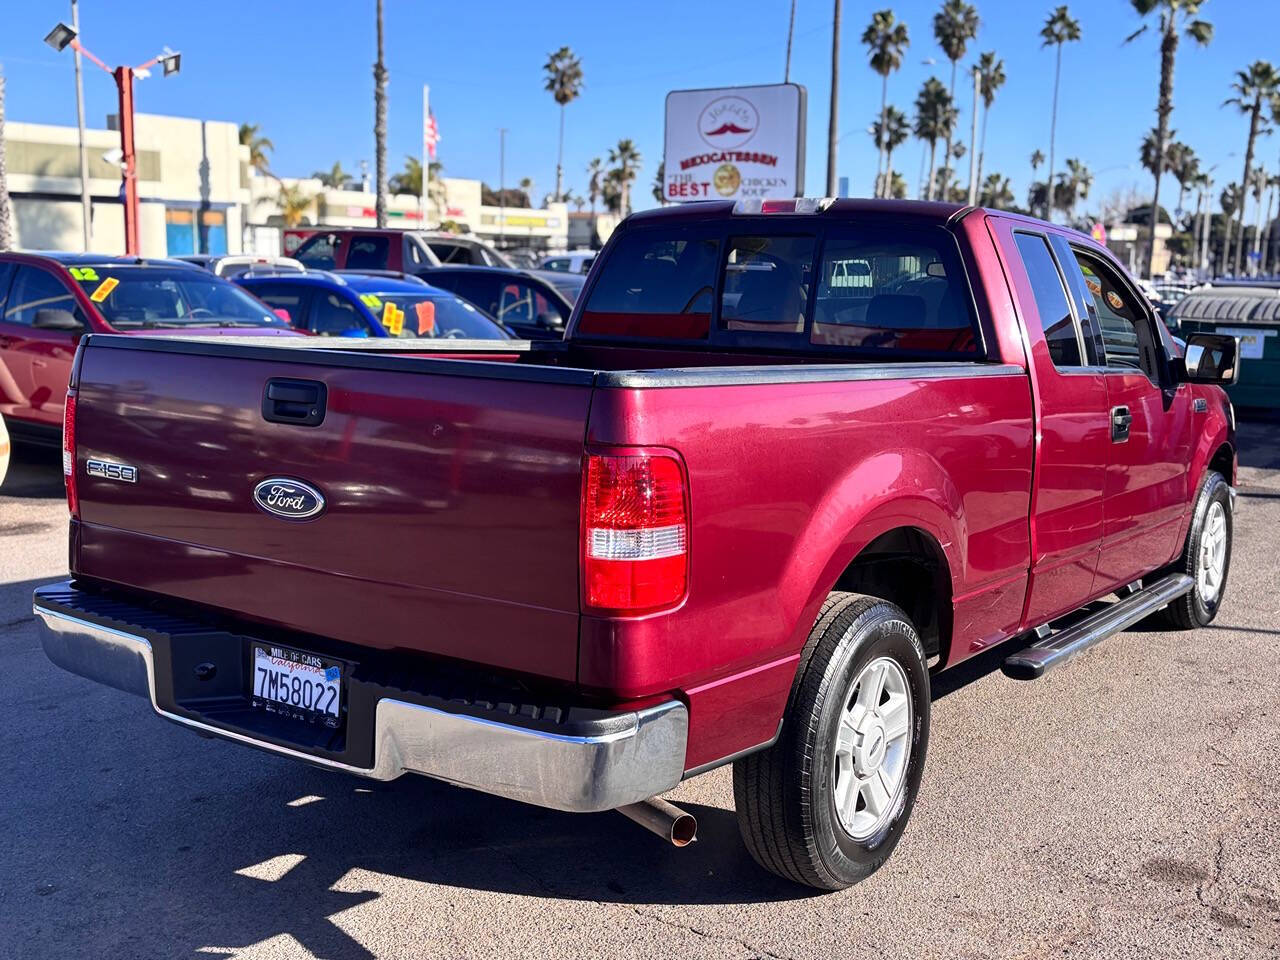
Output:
617 797 698 847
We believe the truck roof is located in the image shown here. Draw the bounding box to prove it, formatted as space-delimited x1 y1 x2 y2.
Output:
624 197 972 226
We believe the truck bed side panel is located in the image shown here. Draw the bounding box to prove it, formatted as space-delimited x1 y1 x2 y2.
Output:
581 367 1034 768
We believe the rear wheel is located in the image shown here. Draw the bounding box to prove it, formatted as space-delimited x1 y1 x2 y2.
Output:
733 593 930 890
1161 470 1232 629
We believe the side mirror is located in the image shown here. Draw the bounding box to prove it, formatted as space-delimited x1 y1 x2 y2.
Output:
1182 333 1239 386
536 311 564 329
32 308 84 332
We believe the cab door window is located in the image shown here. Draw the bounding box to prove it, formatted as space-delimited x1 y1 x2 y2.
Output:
1012 232 1083 368
1071 250 1163 382
4 267 80 328
310 292 372 336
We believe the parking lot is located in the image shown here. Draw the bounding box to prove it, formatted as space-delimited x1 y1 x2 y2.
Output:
0 425 1277 960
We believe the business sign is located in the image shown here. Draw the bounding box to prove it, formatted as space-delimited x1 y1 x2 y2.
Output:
664 83 806 203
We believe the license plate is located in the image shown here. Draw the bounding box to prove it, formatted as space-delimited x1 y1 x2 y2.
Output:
251 644 342 727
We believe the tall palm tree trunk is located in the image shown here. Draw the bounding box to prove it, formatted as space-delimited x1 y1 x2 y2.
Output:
944 60 958 186
927 139 938 202
977 105 990 195
1146 17 1178 279
827 0 842 196
0 66 13 252
373 0 388 227
1234 104 1261 274
555 104 565 202
1046 43 1062 221
885 144 896 195
875 74 888 197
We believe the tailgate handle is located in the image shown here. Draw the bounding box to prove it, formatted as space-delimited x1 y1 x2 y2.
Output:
263 378 327 427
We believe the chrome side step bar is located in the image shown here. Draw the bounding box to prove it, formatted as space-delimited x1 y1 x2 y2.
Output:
1002 574 1194 680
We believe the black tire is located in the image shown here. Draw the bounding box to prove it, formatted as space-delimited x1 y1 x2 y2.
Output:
732 592 930 890
1160 470 1233 629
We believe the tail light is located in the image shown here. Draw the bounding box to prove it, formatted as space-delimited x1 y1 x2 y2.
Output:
63 392 78 517
583 452 689 614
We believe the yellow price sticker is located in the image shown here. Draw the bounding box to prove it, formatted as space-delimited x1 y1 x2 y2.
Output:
381 301 404 336
89 277 120 302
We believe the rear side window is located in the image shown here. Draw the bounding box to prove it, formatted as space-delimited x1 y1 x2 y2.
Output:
428 242 470 265
579 228 719 339
311 292 371 337
294 235 335 269
4 267 77 328
346 236 390 270
250 285 308 326
811 227 977 353
1013 232 1081 368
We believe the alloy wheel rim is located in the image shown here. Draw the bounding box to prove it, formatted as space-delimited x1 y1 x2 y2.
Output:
1197 500 1228 604
832 656 913 841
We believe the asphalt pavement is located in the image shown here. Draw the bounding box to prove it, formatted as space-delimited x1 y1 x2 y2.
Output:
1 427 1278 960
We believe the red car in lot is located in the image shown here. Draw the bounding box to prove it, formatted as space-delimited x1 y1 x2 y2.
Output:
35 199 1239 889
0 252 299 443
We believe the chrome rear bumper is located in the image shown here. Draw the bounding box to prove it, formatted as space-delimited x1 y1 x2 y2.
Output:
34 584 687 813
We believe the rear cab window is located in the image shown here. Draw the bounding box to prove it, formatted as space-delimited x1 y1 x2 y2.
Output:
577 217 983 357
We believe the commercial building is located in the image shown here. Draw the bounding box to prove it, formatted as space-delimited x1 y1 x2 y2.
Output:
5 113 250 256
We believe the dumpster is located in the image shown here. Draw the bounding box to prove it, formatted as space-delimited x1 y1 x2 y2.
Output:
1168 286 1280 410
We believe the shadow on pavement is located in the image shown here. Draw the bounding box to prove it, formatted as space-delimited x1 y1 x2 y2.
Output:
1 442 64 500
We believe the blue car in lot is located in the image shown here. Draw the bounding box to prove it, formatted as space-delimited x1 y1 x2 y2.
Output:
234 270 513 340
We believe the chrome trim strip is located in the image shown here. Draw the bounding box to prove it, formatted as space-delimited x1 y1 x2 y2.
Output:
1002 573 1194 680
598 362 1024 390
33 601 688 813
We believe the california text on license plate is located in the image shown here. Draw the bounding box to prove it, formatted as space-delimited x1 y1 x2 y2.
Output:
251 644 342 728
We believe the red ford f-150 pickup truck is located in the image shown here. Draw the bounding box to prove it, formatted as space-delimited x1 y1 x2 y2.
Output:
34 198 1239 890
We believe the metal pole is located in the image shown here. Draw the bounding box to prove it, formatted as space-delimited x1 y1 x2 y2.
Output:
498 127 506 247
114 65 139 255
784 0 796 83
71 0 91 250
825 0 841 197
1199 185 1211 277
967 65 980 206
1252 165 1266 276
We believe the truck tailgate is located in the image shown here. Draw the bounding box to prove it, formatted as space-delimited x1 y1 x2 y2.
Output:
71 338 592 683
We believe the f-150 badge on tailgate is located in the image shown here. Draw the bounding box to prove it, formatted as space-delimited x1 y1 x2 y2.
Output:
86 459 137 483
253 478 325 520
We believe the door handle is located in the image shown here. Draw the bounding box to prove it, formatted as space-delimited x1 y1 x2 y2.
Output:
1110 405 1132 443
262 378 327 427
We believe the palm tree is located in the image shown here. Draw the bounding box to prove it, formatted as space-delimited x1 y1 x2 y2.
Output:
914 78 956 201
313 161 350 190
1126 0 1213 277
544 46 584 202
933 0 980 170
373 0 388 227
882 171 908 199
975 52 1006 190
1219 181 1242 272
238 123 274 178
1165 141 1199 226
388 156 423 196
872 106 912 198
828 0 843 196
518 176 535 206
1062 157 1092 222
1248 164 1268 269
1224 60 1279 273
1030 148 1045 188
586 157 604 216
652 161 666 205
0 65 13 252
1040 6 1082 221
863 10 910 197
277 184 312 228
607 139 642 217
979 172 1014 208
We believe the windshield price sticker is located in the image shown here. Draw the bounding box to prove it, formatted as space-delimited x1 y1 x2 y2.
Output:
69 267 99 282
360 293 382 310
382 302 405 335
89 277 120 302
413 300 435 335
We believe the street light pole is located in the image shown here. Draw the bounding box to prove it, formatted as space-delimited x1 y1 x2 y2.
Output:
498 127 507 247
45 21 180 256
967 65 980 206
70 0 91 251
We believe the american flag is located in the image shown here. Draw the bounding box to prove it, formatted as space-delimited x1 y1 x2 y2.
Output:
425 109 441 159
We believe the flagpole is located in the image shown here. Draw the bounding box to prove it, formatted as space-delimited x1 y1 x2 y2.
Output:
421 84 430 227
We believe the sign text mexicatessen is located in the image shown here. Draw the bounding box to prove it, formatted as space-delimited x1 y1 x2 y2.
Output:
664 83 806 203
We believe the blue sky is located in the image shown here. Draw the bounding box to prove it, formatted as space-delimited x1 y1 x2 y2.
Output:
3 0 1278 216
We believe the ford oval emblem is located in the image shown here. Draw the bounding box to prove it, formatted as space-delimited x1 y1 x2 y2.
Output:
253 478 325 521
